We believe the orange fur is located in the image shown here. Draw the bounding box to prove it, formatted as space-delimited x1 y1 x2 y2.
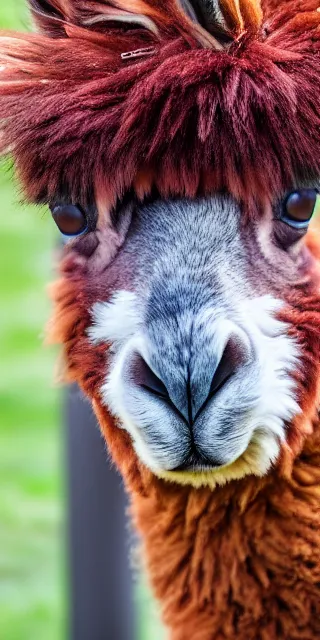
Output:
220 0 263 33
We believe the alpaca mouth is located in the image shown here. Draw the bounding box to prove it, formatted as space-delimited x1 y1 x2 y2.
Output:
153 431 283 490
170 439 249 474
173 449 227 472
175 461 217 472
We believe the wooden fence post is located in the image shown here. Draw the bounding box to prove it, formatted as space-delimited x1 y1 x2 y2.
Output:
65 385 136 640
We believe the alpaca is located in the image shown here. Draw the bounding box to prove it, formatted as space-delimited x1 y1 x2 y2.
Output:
1 0 320 637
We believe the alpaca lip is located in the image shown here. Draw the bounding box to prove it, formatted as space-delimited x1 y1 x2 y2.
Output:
173 451 224 472
170 438 252 475
175 462 220 472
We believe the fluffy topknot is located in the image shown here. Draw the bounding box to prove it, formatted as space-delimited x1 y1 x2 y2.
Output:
0 1 319 208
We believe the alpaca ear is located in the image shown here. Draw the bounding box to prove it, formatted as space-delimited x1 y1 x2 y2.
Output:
28 0 73 36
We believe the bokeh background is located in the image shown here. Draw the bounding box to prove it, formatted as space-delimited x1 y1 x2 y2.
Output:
0 3 162 639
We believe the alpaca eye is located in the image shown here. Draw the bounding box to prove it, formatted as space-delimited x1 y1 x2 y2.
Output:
50 204 88 236
282 189 318 228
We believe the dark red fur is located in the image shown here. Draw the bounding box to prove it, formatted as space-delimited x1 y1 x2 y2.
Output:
0 1 319 208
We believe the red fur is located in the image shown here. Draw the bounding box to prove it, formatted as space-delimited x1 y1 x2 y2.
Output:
0 1 319 207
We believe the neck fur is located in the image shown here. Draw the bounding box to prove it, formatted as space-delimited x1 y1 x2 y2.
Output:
128 427 320 639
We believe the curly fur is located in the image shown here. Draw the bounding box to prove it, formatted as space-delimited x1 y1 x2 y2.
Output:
0 1 319 207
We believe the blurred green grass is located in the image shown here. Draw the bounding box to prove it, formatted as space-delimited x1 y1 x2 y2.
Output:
0 3 64 640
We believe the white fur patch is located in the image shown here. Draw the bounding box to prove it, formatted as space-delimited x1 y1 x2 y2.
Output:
235 295 300 460
88 291 141 346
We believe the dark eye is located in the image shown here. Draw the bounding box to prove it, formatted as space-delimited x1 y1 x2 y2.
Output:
282 189 318 228
50 204 88 236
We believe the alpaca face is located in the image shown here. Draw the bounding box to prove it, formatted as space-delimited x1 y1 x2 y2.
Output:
1 0 320 488
55 188 317 487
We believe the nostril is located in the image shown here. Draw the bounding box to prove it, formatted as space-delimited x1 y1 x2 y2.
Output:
194 335 249 421
210 335 248 396
131 354 169 400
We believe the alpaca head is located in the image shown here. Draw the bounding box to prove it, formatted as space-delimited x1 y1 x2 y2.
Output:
1 0 320 490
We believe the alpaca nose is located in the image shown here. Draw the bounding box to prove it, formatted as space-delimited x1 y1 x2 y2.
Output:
131 335 249 424
131 354 172 402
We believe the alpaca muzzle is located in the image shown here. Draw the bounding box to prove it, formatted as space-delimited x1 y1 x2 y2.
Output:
87 196 301 487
